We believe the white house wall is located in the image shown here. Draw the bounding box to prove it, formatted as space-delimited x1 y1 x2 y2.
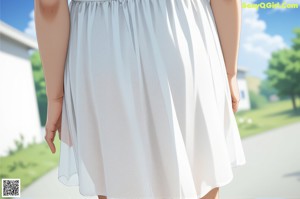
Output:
0 49 42 157
237 79 251 111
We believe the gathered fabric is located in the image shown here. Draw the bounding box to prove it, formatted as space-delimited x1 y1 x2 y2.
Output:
58 0 246 198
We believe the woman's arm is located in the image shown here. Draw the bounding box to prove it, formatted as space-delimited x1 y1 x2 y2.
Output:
210 0 241 78
34 0 70 101
210 0 242 112
34 0 70 153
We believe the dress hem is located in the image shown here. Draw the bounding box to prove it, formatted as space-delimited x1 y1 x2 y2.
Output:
57 160 246 198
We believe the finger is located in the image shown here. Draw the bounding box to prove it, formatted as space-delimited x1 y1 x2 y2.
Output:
233 106 237 113
232 105 237 113
45 133 56 153
57 123 62 141
45 135 56 153
45 137 56 153
232 100 239 113
58 127 61 140
45 127 56 153
57 114 62 141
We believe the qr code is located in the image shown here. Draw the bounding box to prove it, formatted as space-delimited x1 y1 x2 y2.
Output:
2 178 21 198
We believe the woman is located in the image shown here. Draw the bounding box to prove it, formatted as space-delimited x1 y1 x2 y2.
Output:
34 0 246 198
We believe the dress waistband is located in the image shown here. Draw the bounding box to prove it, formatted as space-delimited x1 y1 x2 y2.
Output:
72 0 128 2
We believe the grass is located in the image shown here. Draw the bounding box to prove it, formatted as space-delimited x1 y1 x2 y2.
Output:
0 137 60 197
236 98 300 138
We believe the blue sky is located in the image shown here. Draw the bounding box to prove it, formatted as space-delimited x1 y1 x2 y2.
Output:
257 0 300 47
0 0 299 79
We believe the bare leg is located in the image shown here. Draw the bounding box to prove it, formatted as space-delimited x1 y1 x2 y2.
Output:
200 187 219 199
98 195 107 199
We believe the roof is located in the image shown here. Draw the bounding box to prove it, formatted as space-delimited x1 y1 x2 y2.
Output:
238 66 248 72
0 20 38 50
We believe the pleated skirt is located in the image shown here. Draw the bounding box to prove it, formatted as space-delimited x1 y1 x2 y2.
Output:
58 0 247 198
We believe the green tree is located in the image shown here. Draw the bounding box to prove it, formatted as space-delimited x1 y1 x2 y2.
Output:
259 78 278 101
31 50 47 126
265 28 300 111
291 28 300 51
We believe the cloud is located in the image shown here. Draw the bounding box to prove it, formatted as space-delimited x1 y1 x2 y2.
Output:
24 9 36 39
241 9 287 60
238 5 288 78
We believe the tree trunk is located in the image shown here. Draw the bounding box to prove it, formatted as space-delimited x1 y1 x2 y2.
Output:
291 93 297 110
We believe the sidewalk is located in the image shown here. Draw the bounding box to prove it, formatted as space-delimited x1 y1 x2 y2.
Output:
220 122 300 199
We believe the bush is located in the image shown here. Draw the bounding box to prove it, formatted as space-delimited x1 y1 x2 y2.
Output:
249 90 268 109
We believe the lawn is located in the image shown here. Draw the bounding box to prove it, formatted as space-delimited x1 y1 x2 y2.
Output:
236 98 300 138
0 137 60 197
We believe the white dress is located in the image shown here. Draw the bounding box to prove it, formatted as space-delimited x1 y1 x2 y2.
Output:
58 0 247 198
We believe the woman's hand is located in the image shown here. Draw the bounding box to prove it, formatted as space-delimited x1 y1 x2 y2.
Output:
44 96 63 154
35 0 69 153
227 74 240 113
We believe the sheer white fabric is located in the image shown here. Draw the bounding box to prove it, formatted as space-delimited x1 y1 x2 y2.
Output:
58 0 246 198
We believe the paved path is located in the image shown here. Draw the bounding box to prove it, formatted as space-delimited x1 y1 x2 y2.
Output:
20 122 300 199
220 122 300 199
18 167 90 199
